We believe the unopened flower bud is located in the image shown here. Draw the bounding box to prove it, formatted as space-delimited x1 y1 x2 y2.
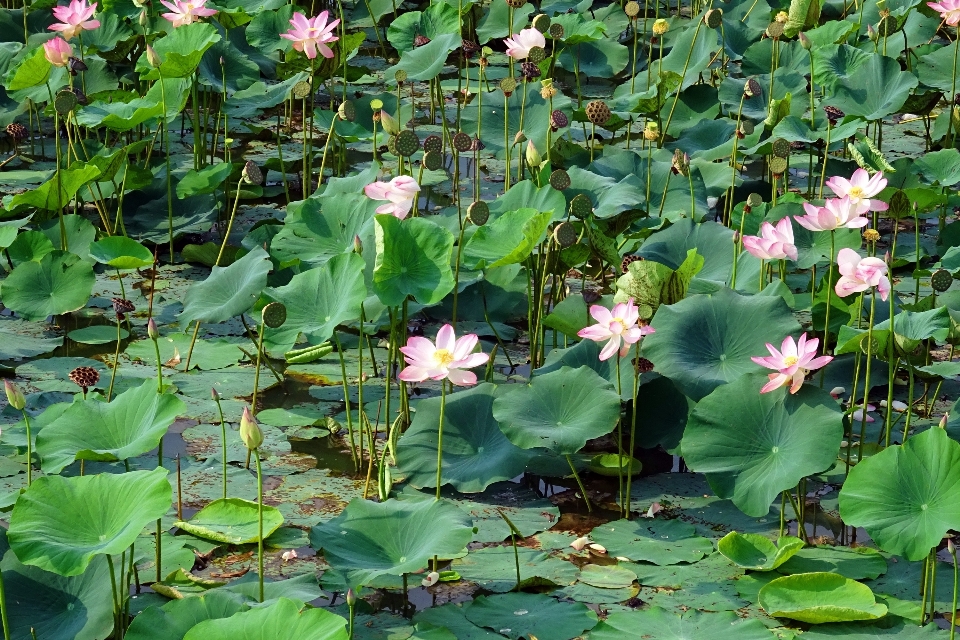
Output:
525 140 542 168
830 386 845 398
513 130 526 146
211 388 220 401
147 317 159 340
940 413 949 429
354 235 363 254
798 32 812 50
240 406 264 450
138 9 149 25
380 110 400 136
146 45 162 69
346 588 357 606
4 380 25 411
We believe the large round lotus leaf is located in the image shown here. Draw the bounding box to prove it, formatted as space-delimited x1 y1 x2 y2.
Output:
717 532 804 571
88 236 154 269
589 518 714 565
535 338 635 400
2 551 114 640
577 563 638 589
183 598 347 640
462 208 553 270
637 219 735 285
372 215 455 308
1 251 96 321
178 247 271 329
126 334 244 371
0 315 63 360
174 498 284 544
36 380 186 474
824 52 919 122
261 253 367 355
309 497 473 587
8 467 171 576
464 592 598 640
839 427 960 561
776 546 887 580
589 607 775 640
681 374 843 517
68 325 130 345
397 383 533 493
452 546 579 593
643 288 801 401
758 572 888 623
492 366 620 454
125 591 247 640
414 604 505 640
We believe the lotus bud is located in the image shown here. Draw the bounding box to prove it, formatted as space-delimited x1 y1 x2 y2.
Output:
513 130 526 146
240 406 264 450
211 388 220 401
138 9 149 25
146 45 162 69
940 413 949 429
4 380 25 411
525 140 542 168
867 24 877 40
346 588 357 607
884 250 891 265
147 317 159 340
380 110 400 136
421 571 440 587
353 235 363 255
798 32 812 50
950 538 956 554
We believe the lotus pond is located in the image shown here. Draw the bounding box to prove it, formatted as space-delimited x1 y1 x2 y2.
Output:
5 0 960 637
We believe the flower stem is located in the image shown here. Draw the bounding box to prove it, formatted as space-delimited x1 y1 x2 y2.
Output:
255 448 264 602
214 394 227 500
625 342 641 519
820 230 836 386
566 454 592 513
435 382 446 500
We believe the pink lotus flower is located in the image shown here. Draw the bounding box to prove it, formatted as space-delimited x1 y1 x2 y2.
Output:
751 333 833 394
43 37 72 67
49 0 100 40
929 0 960 24
503 28 546 60
835 248 891 301
825 169 888 214
741 217 798 261
279 11 340 60
577 298 655 361
364 175 420 220
398 324 489 386
794 196 868 232
159 0 217 28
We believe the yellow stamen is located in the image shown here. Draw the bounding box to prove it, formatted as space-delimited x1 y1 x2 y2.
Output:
434 349 455 367
783 355 798 366
848 186 864 200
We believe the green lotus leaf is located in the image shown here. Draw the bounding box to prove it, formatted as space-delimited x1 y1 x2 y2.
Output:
451 546 579 593
36 379 185 474
176 162 233 200
681 374 843 517
474 0 533 43
387 3 460 54
9 164 99 213
1 251 95 321
183 598 347 640
245 5 295 54
373 214 455 307
464 592 598 640
462 208 553 270
8 468 171 576
492 366 620 454
535 333 634 398
777 546 887 580
175 498 284 544
75 77 191 131
198 40 259 93
5 46 53 91
269 193 377 269
643 288 801 401
414 604 504 640
717 532 804 571
136 22 221 79
126 334 244 371
589 518 714 565
800 618 949 638
0 315 63 360
839 427 960 561
589 607 775 640
385 33 461 82
88 236 154 269
179 246 272 328
309 498 473 587
758 572 888 623
824 52 918 121
637 220 735 289
125 591 248 640
577 563 638 589
261 253 366 355
914 148 960 187
397 383 533 493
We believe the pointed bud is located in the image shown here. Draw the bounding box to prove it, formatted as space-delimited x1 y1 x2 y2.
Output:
380 110 400 136
4 380 25 411
525 140 542 169
940 413 949 429
353 235 363 255
146 45 162 69
138 9 149 26
798 32 812 50
240 406 264 450
211 388 220 401
147 317 159 340
346 588 357 606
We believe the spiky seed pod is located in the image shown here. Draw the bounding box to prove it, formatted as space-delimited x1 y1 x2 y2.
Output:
242 160 264 185
554 222 578 247
570 193 593 219
69 366 100 392
423 134 443 153
462 39 480 55
766 21 785 39
423 150 443 171
769 156 788 176
932 269 954 293
585 100 611 126
704 8 723 28
292 80 312 99
744 77 762 98
452 131 473 153
414 34 431 47
467 200 490 226
549 169 571 190
548 22 564 39
262 302 287 328
771 137 791 159
54 90 78 115
532 13 551 32
746 193 764 209
550 109 568 130
528 45 546 64
111 298 135 320
621 254 641 272
521 61 541 79
5 123 27 140
500 77 517 97
338 100 356 122
624 1 640 18
395 129 421 157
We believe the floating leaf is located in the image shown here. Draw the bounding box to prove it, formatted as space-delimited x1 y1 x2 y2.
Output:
182 598 347 640
373 215 455 307
1 251 96 321
717 532 804 571
175 498 285 545
758 572 888 623
464 592 598 640
179 247 272 328
590 607 774 640
589 518 714 565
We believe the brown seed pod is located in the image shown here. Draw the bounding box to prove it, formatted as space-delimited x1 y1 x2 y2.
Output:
550 109 569 130
69 366 100 392
621 254 641 272
111 298 135 320
423 134 443 153
452 131 473 153
585 100 611 126
5 123 27 141
521 61 541 79
242 160 264 185
744 77 762 98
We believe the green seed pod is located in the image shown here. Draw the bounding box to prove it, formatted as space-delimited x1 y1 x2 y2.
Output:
468 200 490 226
423 150 443 171
262 301 287 328
370 98 384 110
746 193 764 208
771 137 791 159
292 80 312 99
395 129 420 157
528 45 546 63
423 134 443 153
500 77 517 96
570 193 593 219
242 160 263 186
452 131 473 153
54 90 78 115
386 136 398 156
532 13 550 32
395 70 407 84
338 100 356 122
554 221 578 247
704 8 723 28
549 168 571 191
932 269 953 293
548 22 564 39
766 21 785 39
769 156 788 175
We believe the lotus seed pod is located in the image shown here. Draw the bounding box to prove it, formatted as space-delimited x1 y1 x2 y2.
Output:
145 44 162 69
240 406 264 451
585 100 611 126
932 269 953 293
643 121 659 141
863 228 880 243
520 60 541 79
147 318 159 340
506 0 525 8
262 301 287 329
738 119 755 136
338 100 356 122
452 131 472 153
652 18 669 35
69 366 100 391
876 15 899 36
413 34 431 47
621 254 641 273
500 77 517 97
468 200 490 226
423 134 443 153
242 160 263 185
824 105 844 124
624 1 640 17
548 22 564 39
771 137 791 159
570 193 593 219
111 297 135 320
671 149 689 176
5 380 25 411
395 129 421 157
528 45 546 64
704 8 722 28
769 156 788 176
6 123 27 140
549 168 571 190
380 110 400 136
550 109 568 130
462 39 480 55
525 139 542 168
394 70 407 84
292 80 312 99
532 13 551 32
766 21 785 39
423 150 443 171
370 98 384 111
746 193 763 208
54 89 78 115
744 77 762 98
554 221 578 247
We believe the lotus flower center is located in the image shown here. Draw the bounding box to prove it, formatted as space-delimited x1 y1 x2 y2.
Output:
782 356 798 366
609 318 626 334
434 349 455 366
848 186 864 200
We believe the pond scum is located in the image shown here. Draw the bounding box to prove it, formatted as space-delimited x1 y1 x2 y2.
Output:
4 0 960 636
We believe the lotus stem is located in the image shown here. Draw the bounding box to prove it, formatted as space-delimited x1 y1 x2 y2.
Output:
435 381 447 500
566 454 592 513
951 541 958 638
948 33 959 149
625 342 641 519
615 354 625 515
317 116 336 191
251 320 265 415
214 393 227 499
156 70 175 264
0 562 9 640
856 291 877 463
820 230 836 385
662 20 704 144
254 447 264 603
333 333 359 470
216 178 244 266
107 316 122 401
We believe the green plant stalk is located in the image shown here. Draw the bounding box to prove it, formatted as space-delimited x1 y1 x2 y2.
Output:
151 333 164 582
948 32 959 149
904 365 916 443
951 542 958 640
251 320 265 415
820 230 837 385
662 20 705 144
107 316 122 401
214 394 227 500
216 178 245 266
0 556 9 640
107 554 120 632
857 292 877 458
253 448 264 602
333 333 359 470
921 552 932 625
157 70 174 264
276 110 290 204
625 342 641 518
504 92 511 189
884 284 898 447
435 381 447 500
725 94 746 226
615 355 625 516
348 599 356 640
931 549 940 624
566 454 592 513
317 117 337 190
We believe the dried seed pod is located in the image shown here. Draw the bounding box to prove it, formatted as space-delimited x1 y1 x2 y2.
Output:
423 134 443 153
5 123 27 140
550 109 568 130
554 221 578 247
635 357 654 373
824 105 844 124
262 302 287 328
422 150 443 171
932 269 954 293
771 137 791 159
570 193 593 219
111 298 135 320
414 34 431 47
452 131 473 153
621 254 641 272
395 129 421 157
462 39 480 55
69 366 100 392
671 149 689 176
549 168 571 190
585 100 611 126
521 61 541 79
292 80 312 99
506 0 525 8
744 77 762 98
467 200 490 226
242 160 263 185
